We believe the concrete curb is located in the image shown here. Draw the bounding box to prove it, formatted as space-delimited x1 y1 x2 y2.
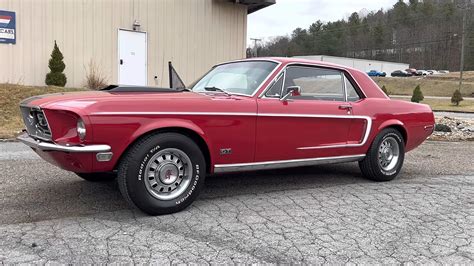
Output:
434 109 474 114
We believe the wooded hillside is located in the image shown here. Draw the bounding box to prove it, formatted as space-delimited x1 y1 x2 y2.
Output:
254 0 474 71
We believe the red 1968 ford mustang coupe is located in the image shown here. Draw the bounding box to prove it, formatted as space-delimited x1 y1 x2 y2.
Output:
18 58 435 215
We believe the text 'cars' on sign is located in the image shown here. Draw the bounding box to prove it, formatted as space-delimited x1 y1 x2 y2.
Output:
0 10 15 44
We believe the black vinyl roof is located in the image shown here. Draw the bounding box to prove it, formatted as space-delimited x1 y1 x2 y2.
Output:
231 0 276 14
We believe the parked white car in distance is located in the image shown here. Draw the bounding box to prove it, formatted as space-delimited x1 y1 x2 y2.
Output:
417 70 429 76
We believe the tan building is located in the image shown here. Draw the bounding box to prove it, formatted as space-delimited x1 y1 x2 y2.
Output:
0 0 274 87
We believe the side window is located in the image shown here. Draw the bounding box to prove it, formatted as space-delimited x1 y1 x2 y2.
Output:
284 67 345 101
345 77 361 102
265 73 284 98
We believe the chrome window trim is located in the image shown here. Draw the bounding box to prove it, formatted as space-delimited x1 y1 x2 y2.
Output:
281 65 346 101
344 75 362 102
263 65 345 101
193 59 283 98
342 72 348 102
258 68 284 98
258 62 367 99
214 154 366 173
263 71 284 98
214 58 282 67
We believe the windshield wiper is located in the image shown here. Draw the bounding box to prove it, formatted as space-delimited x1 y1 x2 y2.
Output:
204 86 231 96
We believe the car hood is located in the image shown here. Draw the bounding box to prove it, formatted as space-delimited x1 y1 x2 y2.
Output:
21 89 252 115
22 90 218 107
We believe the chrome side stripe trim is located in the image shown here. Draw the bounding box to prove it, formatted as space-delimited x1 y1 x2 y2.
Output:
90 112 372 148
214 154 366 173
295 115 372 149
91 111 257 116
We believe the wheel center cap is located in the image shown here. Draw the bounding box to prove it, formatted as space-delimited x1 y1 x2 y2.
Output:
382 148 392 161
158 163 179 185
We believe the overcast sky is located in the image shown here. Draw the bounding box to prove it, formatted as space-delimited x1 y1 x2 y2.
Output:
247 0 399 44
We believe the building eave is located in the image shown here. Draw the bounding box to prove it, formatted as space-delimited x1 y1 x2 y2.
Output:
230 0 276 14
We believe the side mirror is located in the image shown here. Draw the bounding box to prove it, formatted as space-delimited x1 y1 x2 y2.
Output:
280 86 301 101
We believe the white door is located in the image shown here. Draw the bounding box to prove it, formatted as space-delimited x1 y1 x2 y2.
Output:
118 29 147 86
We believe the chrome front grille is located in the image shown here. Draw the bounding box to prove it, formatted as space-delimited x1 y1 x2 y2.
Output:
20 106 52 141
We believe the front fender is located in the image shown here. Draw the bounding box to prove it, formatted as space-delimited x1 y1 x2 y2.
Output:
87 115 214 173
130 118 207 143
127 118 214 167
135 118 211 147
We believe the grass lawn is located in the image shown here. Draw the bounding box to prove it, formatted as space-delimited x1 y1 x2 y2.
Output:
391 96 474 113
373 75 474 98
0 84 84 139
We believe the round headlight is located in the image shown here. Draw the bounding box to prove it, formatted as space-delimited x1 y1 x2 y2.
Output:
77 119 86 140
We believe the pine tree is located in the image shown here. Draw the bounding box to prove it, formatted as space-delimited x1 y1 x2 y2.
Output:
381 85 389 96
45 40 67 87
411 85 424 103
451 89 463 106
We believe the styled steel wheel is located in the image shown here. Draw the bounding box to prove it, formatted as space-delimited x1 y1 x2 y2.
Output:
359 128 405 182
144 148 192 201
377 137 400 172
117 133 206 215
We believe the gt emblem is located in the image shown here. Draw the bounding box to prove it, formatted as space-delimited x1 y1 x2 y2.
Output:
220 148 232 155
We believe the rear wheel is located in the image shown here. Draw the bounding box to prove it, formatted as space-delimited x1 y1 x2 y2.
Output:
117 133 206 215
75 172 116 182
359 128 405 182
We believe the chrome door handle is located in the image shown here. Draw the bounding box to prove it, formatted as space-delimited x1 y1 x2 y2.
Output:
339 104 352 110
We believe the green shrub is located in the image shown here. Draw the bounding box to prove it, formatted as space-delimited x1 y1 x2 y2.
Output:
411 85 424 103
451 89 464 106
45 40 67 87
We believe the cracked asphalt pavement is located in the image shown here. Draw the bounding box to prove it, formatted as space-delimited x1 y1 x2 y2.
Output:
0 141 473 264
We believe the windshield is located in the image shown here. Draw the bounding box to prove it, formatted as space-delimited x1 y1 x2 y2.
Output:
191 61 278 96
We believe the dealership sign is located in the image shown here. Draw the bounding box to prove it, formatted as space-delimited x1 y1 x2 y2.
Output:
0 10 16 44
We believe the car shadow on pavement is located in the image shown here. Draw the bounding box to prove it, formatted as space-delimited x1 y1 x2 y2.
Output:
202 162 370 199
1 162 369 225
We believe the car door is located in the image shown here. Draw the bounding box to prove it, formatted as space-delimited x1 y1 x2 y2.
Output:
255 65 364 162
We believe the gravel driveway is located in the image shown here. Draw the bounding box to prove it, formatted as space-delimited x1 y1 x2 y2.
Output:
0 141 472 264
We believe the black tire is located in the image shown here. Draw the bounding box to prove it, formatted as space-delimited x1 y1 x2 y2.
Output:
117 133 206 215
76 172 116 182
359 128 405 182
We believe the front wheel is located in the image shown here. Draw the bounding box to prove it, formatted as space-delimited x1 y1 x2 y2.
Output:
117 133 206 215
359 128 405 182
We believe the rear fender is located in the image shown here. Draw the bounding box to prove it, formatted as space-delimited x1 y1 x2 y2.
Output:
377 119 407 145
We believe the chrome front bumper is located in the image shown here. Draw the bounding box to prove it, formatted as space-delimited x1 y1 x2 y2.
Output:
17 132 111 153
